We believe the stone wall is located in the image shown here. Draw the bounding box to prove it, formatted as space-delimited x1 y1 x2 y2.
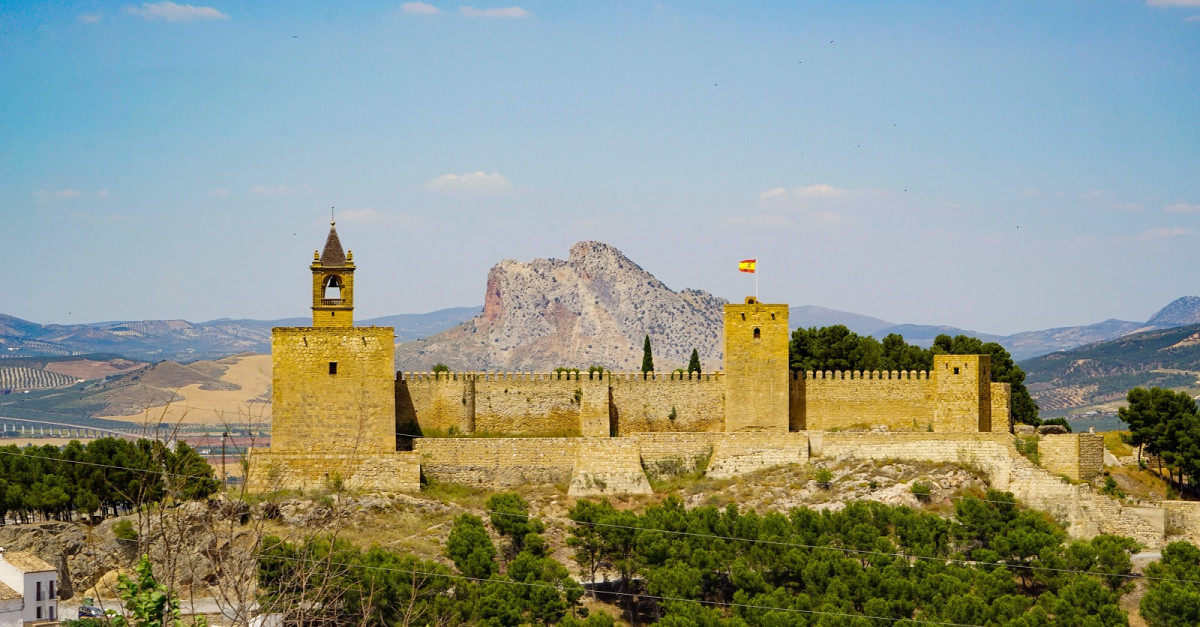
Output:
989 382 1012 433
247 450 419 493
609 373 725 434
633 432 720 475
414 437 580 486
569 438 652 496
1162 501 1200 545
1039 434 1104 481
398 371 724 437
272 327 396 453
707 432 809 479
814 432 1017 488
795 371 934 431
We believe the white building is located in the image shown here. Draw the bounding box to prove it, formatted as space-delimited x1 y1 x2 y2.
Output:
0 549 58 627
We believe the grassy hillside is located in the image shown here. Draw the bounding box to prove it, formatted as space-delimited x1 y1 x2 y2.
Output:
1021 323 1200 415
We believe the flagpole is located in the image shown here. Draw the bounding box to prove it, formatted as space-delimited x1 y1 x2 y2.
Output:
755 262 759 300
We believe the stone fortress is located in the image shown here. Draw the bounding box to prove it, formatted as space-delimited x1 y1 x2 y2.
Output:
249 224 1198 547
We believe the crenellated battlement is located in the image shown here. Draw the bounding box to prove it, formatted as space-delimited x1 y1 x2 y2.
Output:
397 370 724 383
794 370 930 381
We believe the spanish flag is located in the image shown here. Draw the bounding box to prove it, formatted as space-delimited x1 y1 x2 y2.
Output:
738 259 756 273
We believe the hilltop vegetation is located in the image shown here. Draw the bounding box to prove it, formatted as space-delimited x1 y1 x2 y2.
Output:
1022 323 1200 415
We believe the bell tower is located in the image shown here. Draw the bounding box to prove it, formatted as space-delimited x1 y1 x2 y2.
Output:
311 219 354 328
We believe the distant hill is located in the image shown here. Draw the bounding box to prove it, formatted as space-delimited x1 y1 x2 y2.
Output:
396 241 726 372
1021 323 1200 416
0 308 482 362
873 324 1003 348
1146 296 1200 327
789 306 894 336
1002 319 1152 361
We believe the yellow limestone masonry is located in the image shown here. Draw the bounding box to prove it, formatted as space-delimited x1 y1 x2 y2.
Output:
258 230 1163 544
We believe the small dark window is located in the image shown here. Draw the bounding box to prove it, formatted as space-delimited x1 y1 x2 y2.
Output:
953 367 960 375
50 581 55 598
329 362 338 375
753 328 761 340
741 313 745 320
770 313 775 320
37 606 43 619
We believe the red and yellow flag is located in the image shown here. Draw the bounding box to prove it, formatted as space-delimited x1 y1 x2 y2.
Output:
738 259 756 273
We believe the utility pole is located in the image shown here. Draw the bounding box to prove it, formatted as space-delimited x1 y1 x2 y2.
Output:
221 431 229 486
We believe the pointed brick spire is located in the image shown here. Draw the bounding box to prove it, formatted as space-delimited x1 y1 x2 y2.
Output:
320 221 346 265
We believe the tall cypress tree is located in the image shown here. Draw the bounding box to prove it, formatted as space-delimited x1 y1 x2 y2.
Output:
687 348 701 374
641 335 654 377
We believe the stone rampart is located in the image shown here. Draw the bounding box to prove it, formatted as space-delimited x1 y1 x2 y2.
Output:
633 432 720 474
1162 500 1200 545
569 438 652 496
989 383 1012 433
1039 434 1104 481
707 432 809 479
608 373 725 434
414 437 580 486
247 450 419 493
794 370 934 432
813 432 1016 488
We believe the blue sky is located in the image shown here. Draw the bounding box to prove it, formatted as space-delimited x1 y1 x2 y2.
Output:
2 1 1198 335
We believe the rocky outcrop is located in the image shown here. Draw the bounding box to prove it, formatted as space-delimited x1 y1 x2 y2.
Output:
396 241 727 372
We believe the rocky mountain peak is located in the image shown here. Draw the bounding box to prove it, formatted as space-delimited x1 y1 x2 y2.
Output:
1147 296 1200 327
397 242 727 372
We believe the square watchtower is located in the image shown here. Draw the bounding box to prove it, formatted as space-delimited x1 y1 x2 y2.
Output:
723 297 790 432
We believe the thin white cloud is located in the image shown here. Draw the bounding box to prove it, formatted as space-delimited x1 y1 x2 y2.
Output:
78 13 102 22
460 6 531 18
96 189 110 198
1165 202 1200 214
1147 0 1200 6
805 211 860 227
208 188 230 197
249 184 313 197
337 209 422 225
123 2 230 21
35 189 82 199
1137 226 1196 242
758 183 885 204
425 171 513 194
1187 14 1200 20
717 215 793 229
401 2 441 14
70 212 139 223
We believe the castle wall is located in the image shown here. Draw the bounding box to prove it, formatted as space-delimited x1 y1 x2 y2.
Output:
989 382 1012 433
414 437 580 486
1162 501 1200 545
271 327 395 453
247 450 419 493
797 370 934 431
1039 433 1104 481
812 432 1017 488
608 372 725 434
633 432 721 474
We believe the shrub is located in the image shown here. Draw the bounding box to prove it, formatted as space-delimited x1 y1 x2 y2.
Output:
911 481 932 502
113 519 138 542
432 363 449 374
815 468 833 489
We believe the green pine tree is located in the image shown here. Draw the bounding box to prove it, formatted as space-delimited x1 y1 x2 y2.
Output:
687 348 701 374
641 335 654 377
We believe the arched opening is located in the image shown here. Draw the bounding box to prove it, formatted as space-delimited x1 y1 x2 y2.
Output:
753 327 761 340
324 276 342 299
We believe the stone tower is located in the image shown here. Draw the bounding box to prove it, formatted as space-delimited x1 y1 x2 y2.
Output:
723 297 790 432
269 222 396 454
311 221 355 328
931 354 992 432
